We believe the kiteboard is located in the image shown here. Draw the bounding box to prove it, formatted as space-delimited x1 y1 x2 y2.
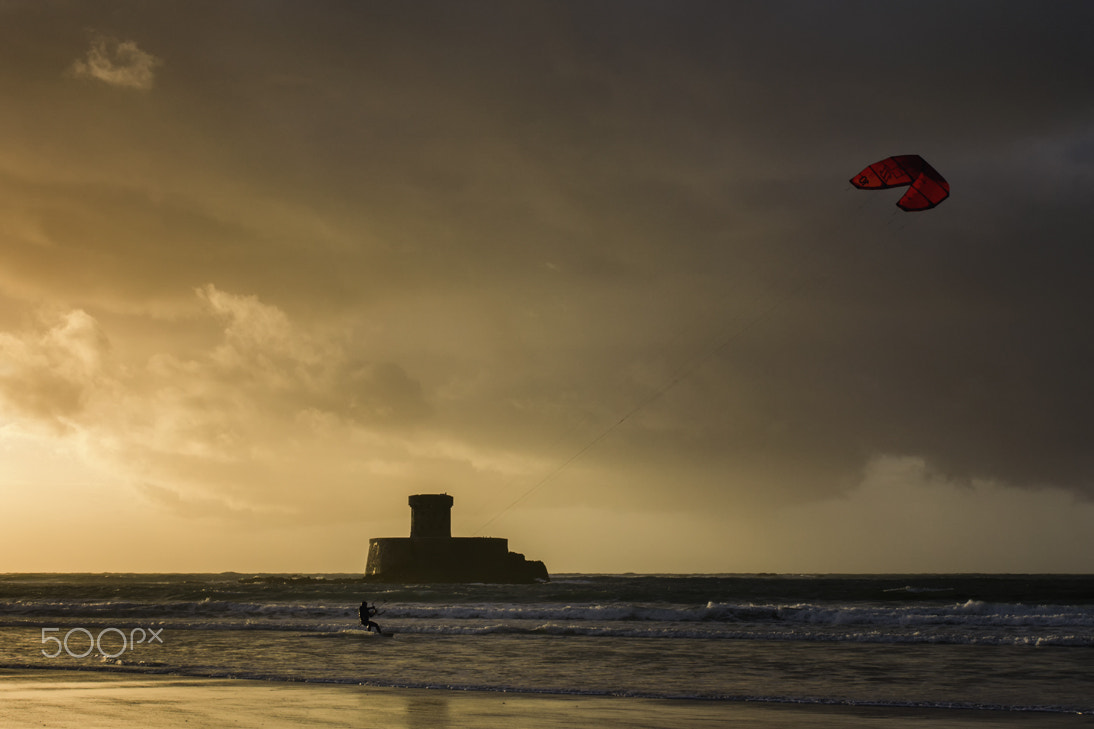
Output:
352 627 394 638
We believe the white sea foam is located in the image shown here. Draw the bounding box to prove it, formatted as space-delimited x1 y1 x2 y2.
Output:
4 574 1094 713
8 595 1094 646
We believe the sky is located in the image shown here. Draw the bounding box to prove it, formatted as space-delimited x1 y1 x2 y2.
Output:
1 1 1092 573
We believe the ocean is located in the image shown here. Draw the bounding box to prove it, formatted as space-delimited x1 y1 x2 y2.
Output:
1 573 1091 715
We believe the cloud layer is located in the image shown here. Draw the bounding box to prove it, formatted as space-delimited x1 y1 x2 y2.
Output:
69 34 161 90
0 309 111 428
0 2 1092 570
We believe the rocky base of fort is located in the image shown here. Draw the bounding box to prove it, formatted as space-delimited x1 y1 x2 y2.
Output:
364 537 549 584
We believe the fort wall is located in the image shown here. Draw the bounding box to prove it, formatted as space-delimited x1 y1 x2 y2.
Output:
364 494 548 583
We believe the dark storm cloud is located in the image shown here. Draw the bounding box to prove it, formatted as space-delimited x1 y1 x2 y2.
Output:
1 0 1092 513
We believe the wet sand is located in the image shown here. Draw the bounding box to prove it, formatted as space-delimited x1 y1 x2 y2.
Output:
1 669 1089 728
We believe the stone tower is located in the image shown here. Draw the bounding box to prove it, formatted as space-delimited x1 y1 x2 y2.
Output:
408 493 453 538
364 493 549 584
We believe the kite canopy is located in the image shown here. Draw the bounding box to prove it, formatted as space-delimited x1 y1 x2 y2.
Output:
850 155 949 211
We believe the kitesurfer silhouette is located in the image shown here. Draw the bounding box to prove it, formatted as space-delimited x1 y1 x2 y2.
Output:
359 600 383 634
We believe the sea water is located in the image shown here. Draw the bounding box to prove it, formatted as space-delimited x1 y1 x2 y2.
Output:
1 573 1091 714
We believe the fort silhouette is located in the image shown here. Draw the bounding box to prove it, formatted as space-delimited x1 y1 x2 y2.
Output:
364 494 549 583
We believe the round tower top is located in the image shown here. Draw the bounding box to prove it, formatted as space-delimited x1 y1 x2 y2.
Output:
408 493 454 538
408 493 454 509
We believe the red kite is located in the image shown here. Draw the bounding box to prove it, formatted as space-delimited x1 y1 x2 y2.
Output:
850 155 949 211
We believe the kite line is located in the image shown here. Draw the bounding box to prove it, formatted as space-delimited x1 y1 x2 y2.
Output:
476 170 942 534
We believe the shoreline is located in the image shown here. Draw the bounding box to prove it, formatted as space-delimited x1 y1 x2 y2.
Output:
2 669 1090 729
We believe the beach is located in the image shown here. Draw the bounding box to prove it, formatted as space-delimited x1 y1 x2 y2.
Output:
3 670 1092 729
3 574 1093 724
